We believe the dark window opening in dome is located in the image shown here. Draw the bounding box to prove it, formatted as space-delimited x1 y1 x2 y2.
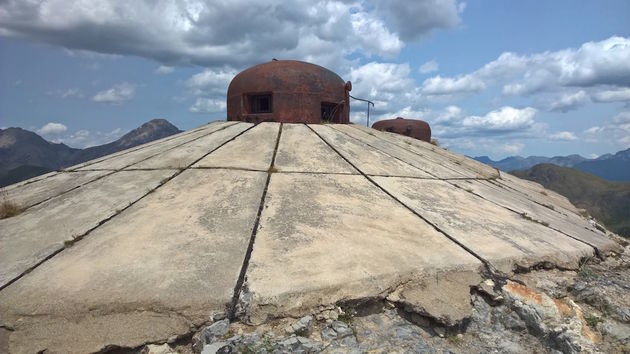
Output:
321 102 336 122
386 127 394 133
249 94 272 113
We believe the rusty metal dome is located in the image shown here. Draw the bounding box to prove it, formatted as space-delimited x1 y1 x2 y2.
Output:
227 60 351 124
372 117 432 142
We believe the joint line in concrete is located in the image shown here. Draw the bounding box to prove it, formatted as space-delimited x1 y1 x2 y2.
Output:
307 124 498 273
229 123 284 319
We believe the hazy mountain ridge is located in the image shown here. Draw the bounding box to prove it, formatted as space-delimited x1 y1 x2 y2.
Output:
0 119 181 187
512 163 630 237
474 148 630 181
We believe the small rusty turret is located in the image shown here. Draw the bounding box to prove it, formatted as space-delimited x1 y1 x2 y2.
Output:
372 117 431 142
227 60 352 124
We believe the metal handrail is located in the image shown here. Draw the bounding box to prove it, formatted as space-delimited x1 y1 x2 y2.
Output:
349 95 375 127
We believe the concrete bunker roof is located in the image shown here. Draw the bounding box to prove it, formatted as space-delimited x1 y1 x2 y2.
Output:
0 121 621 353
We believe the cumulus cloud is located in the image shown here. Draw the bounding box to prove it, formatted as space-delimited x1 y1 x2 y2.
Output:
189 98 227 113
422 36 630 100
421 74 485 95
419 60 439 74
37 122 67 135
460 106 537 132
592 88 630 102
583 111 630 146
92 83 135 104
547 90 590 112
548 131 578 141
0 0 462 70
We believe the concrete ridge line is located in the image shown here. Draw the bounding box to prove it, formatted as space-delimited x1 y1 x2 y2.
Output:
307 124 497 273
15 123 247 213
327 124 442 179
345 124 486 178
230 123 284 319
65 121 237 171
0 124 257 293
448 181 602 259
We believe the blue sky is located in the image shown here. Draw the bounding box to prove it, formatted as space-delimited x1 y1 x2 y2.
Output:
1 0 629 159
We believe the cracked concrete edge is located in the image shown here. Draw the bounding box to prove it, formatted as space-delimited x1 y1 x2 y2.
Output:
242 264 485 327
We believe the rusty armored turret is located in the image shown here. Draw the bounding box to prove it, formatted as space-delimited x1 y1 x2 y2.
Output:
227 60 352 124
372 117 432 142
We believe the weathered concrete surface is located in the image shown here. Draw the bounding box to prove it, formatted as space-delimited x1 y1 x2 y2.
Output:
0 169 267 354
194 122 276 170
273 124 356 174
372 177 596 272
0 122 620 353
75 122 235 171
130 123 252 169
245 173 483 325
331 124 468 179
351 124 500 180
310 124 432 178
0 169 177 289
0 170 110 208
452 179 620 254
497 171 580 215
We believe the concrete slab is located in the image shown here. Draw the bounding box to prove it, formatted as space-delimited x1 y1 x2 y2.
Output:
130 123 252 169
352 125 499 179
310 125 432 178
452 179 620 253
0 169 267 354
497 172 580 215
332 124 467 179
1 170 59 189
274 124 357 173
193 122 276 170
75 122 235 171
245 173 483 325
0 169 177 289
372 177 595 273
1 170 111 208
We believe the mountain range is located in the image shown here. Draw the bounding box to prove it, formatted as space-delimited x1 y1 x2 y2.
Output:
0 119 181 187
512 164 630 237
474 148 630 181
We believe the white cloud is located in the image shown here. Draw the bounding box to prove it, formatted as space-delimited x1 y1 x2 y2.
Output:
189 98 227 113
592 88 630 102
155 65 175 74
460 106 537 132
46 127 125 148
37 122 67 135
0 0 461 70
582 111 630 146
419 60 439 74
186 68 236 96
422 36 630 100
547 90 590 112
92 83 135 104
548 131 578 141
421 74 485 95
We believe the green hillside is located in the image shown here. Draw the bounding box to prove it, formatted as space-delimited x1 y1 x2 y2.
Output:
512 163 630 238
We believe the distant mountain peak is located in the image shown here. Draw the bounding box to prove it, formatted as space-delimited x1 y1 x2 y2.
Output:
1 119 182 187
